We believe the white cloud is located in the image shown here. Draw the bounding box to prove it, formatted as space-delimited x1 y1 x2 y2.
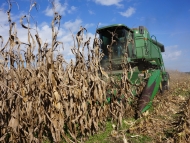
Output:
0 2 7 8
0 10 27 42
0 10 8 24
119 7 135 17
63 19 83 32
162 45 186 71
85 23 95 29
94 0 123 7
162 45 182 60
44 1 77 16
98 22 107 27
0 10 22 25
68 6 77 14
88 10 95 15
44 0 68 17
167 51 181 60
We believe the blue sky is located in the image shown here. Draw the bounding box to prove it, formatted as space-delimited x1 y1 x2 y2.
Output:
0 0 190 72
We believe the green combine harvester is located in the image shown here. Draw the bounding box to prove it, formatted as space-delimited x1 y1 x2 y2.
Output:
97 24 170 113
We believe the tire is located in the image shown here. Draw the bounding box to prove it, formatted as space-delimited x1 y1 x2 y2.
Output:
165 78 170 90
159 81 164 94
164 72 170 90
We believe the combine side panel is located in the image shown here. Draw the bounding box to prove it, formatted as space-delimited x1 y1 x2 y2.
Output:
138 70 162 113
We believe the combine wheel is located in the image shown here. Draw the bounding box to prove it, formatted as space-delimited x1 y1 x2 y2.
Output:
165 78 170 90
163 73 170 90
166 72 170 90
159 81 164 94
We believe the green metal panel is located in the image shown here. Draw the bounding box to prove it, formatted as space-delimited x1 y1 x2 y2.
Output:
136 47 143 58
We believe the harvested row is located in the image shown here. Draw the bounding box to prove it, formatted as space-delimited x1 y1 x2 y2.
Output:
103 72 190 143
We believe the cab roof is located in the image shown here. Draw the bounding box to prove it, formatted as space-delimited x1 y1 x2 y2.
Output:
97 24 133 33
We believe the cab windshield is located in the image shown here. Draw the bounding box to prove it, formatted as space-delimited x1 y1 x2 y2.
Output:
99 27 127 71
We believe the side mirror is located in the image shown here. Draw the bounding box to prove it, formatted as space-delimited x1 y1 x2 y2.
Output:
139 26 144 34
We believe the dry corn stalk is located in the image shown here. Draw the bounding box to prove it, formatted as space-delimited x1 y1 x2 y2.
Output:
0 0 146 142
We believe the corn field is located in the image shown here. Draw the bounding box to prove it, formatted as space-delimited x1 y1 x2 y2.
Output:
0 1 145 142
1 1 190 143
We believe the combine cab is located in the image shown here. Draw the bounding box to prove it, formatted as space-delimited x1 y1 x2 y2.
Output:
97 24 170 113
